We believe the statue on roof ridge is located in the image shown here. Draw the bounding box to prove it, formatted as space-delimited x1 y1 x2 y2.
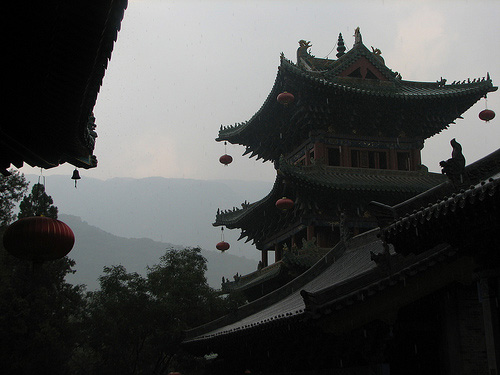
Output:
440 138 468 186
371 46 384 64
297 40 313 58
297 40 315 70
354 27 362 45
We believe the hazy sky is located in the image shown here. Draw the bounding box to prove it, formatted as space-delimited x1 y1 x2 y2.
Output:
22 0 500 182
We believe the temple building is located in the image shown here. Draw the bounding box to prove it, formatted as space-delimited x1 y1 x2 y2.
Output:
183 29 499 375
214 28 494 302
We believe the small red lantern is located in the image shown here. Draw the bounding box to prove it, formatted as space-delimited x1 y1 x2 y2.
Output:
276 197 294 211
216 241 230 252
3 216 75 262
277 91 294 105
219 154 233 165
479 109 495 122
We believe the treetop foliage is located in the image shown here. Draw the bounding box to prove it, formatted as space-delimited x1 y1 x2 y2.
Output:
0 170 28 226
18 182 58 219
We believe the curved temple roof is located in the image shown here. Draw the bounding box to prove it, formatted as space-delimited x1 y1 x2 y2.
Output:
183 230 461 350
217 33 497 163
214 161 447 248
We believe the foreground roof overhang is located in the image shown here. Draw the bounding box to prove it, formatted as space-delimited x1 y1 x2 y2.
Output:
2 1 128 174
376 150 500 258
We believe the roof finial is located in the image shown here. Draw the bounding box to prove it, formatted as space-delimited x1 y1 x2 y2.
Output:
336 33 346 58
354 27 362 45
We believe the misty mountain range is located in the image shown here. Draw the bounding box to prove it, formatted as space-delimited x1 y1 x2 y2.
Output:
60 214 257 290
24 174 273 290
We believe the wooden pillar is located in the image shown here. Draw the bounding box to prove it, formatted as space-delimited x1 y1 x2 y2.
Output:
478 272 500 375
412 148 421 171
307 225 315 242
389 149 397 170
340 145 349 167
275 243 282 262
305 146 311 166
261 249 268 267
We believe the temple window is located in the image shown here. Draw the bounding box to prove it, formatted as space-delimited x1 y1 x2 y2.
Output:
351 149 388 169
397 152 411 171
369 151 387 169
328 147 341 166
309 149 315 161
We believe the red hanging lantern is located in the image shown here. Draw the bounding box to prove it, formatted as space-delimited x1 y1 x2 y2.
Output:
479 109 495 122
216 241 230 252
277 91 294 105
3 216 75 262
276 197 294 211
219 154 233 165
216 227 230 252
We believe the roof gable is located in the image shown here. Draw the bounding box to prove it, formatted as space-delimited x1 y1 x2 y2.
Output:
339 55 389 81
324 40 397 81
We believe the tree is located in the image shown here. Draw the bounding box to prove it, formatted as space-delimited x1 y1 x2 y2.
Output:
147 247 228 374
76 265 157 374
0 177 85 374
0 169 28 226
82 247 229 375
18 182 58 219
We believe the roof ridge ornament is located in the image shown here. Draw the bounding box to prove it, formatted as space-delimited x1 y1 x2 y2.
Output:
297 40 314 70
371 46 384 64
354 27 362 46
336 33 346 58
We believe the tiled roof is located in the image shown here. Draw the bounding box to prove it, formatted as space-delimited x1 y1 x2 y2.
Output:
221 248 330 295
183 229 458 346
183 238 356 344
369 147 500 256
382 171 500 256
216 40 496 163
279 162 447 194
214 164 447 230
281 55 495 100
222 261 285 293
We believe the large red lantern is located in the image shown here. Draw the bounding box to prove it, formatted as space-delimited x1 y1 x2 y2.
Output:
3 216 75 262
219 154 233 165
276 197 294 211
216 241 230 252
277 91 294 105
479 109 495 122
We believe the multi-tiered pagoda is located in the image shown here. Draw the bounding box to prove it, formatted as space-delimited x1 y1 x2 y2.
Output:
215 29 495 301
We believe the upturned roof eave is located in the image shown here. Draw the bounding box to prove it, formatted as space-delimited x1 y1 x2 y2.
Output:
183 238 351 345
213 165 448 248
216 56 496 162
213 173 284 228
